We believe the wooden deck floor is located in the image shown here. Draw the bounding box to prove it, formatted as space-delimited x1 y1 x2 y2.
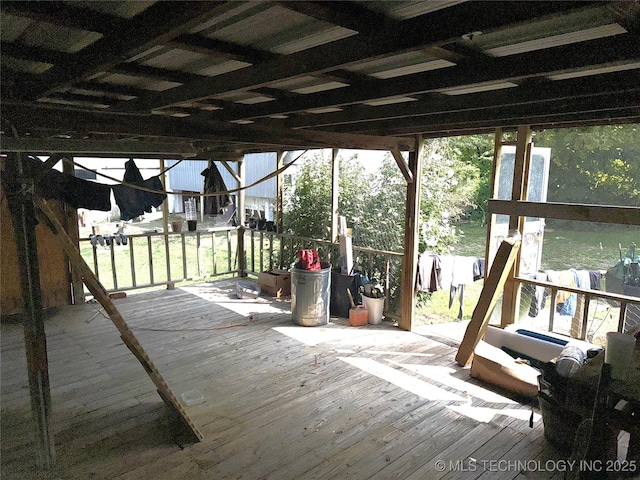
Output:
1 280 566 480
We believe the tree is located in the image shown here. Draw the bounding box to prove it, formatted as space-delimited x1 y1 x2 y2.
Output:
283 151 332 239
534 125 640 207
283 142 482 255
419 138 481 253
444 134 494 224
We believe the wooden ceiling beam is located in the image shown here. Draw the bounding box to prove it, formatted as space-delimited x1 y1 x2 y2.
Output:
0 1 126 36
20 2 235 100
0 104 415 152
2 42 71 65
109 63 200 85
119 1 594 112
165 34 277 63
274 1 398 34
208 34 640 122
338 93 640 136
281 70 640 129
0 137 200 157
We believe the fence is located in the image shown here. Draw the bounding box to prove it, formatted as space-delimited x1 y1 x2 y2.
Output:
514 276 640 346
79 226 404 318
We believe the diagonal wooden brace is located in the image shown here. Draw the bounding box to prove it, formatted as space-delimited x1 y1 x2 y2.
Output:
34 196 203 442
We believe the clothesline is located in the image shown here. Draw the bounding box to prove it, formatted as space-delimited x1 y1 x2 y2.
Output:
71 150 307 197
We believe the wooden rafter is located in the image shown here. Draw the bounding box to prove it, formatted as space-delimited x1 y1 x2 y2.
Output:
208 34 640 123
273 1 398 34
24 2 235 100
166 34 277 63
0 0 126 36
1 104 415 152
118 1 592 112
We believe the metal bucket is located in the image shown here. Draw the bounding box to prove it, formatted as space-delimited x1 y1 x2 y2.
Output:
291 263 331 326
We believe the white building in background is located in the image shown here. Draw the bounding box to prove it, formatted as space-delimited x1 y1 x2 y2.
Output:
166 151 303 221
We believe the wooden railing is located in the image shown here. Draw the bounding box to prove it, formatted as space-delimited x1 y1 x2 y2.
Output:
77 226 638 335
79 226 404 317
79 226 239 292
515 276 640 341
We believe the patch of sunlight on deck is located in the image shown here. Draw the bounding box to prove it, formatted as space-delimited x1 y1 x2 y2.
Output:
448 405 541 424
273 325 426 347
339 356 467 402
388 362 517 404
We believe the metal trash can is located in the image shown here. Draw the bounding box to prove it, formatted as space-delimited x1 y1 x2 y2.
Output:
291 263 331 326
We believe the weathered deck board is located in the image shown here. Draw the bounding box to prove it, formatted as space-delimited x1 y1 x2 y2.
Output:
2 280 563 480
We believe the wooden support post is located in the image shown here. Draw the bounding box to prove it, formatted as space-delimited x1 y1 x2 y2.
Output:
237 156 246 275
3 153 55 468
399 136 424 331
160 158 171 283
484 128 503 278
276 151 284 235
501 126 532 327
62 155 85 304
391 148 413 183
456 238 521 367
331 148 340 243
34 196 203 442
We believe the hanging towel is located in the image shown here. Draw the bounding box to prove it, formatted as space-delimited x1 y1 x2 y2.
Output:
416 252 441 292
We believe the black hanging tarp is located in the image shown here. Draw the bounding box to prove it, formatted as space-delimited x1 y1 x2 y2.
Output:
24 155 112 211
112 159 166 221
201 164 233 215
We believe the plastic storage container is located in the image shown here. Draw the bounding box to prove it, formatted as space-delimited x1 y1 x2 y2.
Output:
291 263 331 326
